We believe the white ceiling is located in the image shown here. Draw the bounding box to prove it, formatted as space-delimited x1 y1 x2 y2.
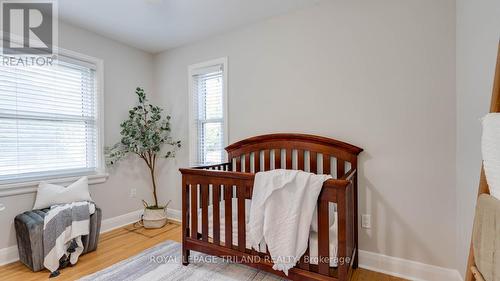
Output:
58 0 324 53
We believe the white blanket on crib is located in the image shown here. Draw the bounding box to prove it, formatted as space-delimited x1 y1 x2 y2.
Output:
248 169 332 275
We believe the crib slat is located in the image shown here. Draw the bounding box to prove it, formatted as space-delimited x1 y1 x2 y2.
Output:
264 150 271 171
224 185 233 248
323 155 331 175
237 184 246 252
310 151 317 174
275 149 281 169
286 149 292 169
337 159 345 178
298 149 304 171
317 199 330 275
182 181 190 264
213 185 220 245
201 184 209 242
236 157 242 172
254 151 261 172
245 153 250 173
190 184 198 239
338 190 348 280
298 244 310 271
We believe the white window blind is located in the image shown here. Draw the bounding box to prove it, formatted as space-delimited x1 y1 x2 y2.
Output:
0 57 100 184
192 64 225 165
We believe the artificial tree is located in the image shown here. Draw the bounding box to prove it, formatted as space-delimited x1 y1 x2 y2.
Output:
106 87 181 209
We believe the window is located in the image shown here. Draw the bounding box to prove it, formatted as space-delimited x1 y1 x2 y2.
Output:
0 53 104 185
188 58 228 166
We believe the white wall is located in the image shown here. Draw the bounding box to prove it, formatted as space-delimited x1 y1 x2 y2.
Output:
154 0 456 269
456 0 500 277
0 22 154 249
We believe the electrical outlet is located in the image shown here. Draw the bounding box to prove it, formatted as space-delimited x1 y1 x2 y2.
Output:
361 214 371 229
130 188 137 198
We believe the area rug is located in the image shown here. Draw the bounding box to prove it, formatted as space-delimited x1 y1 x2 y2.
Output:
78 240 287 281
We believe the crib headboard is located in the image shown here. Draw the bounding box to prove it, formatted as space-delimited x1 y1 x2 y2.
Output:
225 133 362 178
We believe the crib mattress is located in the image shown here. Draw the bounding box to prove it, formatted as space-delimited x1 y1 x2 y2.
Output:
197 198 339 267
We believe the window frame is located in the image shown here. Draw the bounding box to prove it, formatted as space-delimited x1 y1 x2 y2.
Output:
188 57 228 166
0 47 107 196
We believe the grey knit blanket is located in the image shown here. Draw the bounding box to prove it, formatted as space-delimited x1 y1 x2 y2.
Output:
43 202 94 274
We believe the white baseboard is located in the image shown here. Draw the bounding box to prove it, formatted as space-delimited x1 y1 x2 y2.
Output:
359 250 463 281
0 208 180 266
0 245 19 266
100 209 143 233
166 208 181 222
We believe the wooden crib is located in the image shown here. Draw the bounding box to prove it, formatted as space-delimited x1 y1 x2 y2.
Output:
180 133 363 281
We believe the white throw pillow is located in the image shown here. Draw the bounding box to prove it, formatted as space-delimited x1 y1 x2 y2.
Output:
482 113 500 200
33 176 93 210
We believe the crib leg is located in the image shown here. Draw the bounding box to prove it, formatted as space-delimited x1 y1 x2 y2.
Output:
353 248 359 269
182 248 190 265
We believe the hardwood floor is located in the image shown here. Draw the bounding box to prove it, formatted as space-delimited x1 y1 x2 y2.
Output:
0 222 406 281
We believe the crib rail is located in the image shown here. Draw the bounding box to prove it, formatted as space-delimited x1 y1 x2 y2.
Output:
192 162 231 171
180 167 357 281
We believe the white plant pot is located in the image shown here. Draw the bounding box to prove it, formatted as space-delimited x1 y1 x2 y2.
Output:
143 207 167 229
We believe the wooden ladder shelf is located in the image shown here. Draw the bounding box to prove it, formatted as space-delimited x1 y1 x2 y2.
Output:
465 42 500 281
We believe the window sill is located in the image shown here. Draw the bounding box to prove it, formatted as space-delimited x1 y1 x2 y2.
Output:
0 173 109 198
